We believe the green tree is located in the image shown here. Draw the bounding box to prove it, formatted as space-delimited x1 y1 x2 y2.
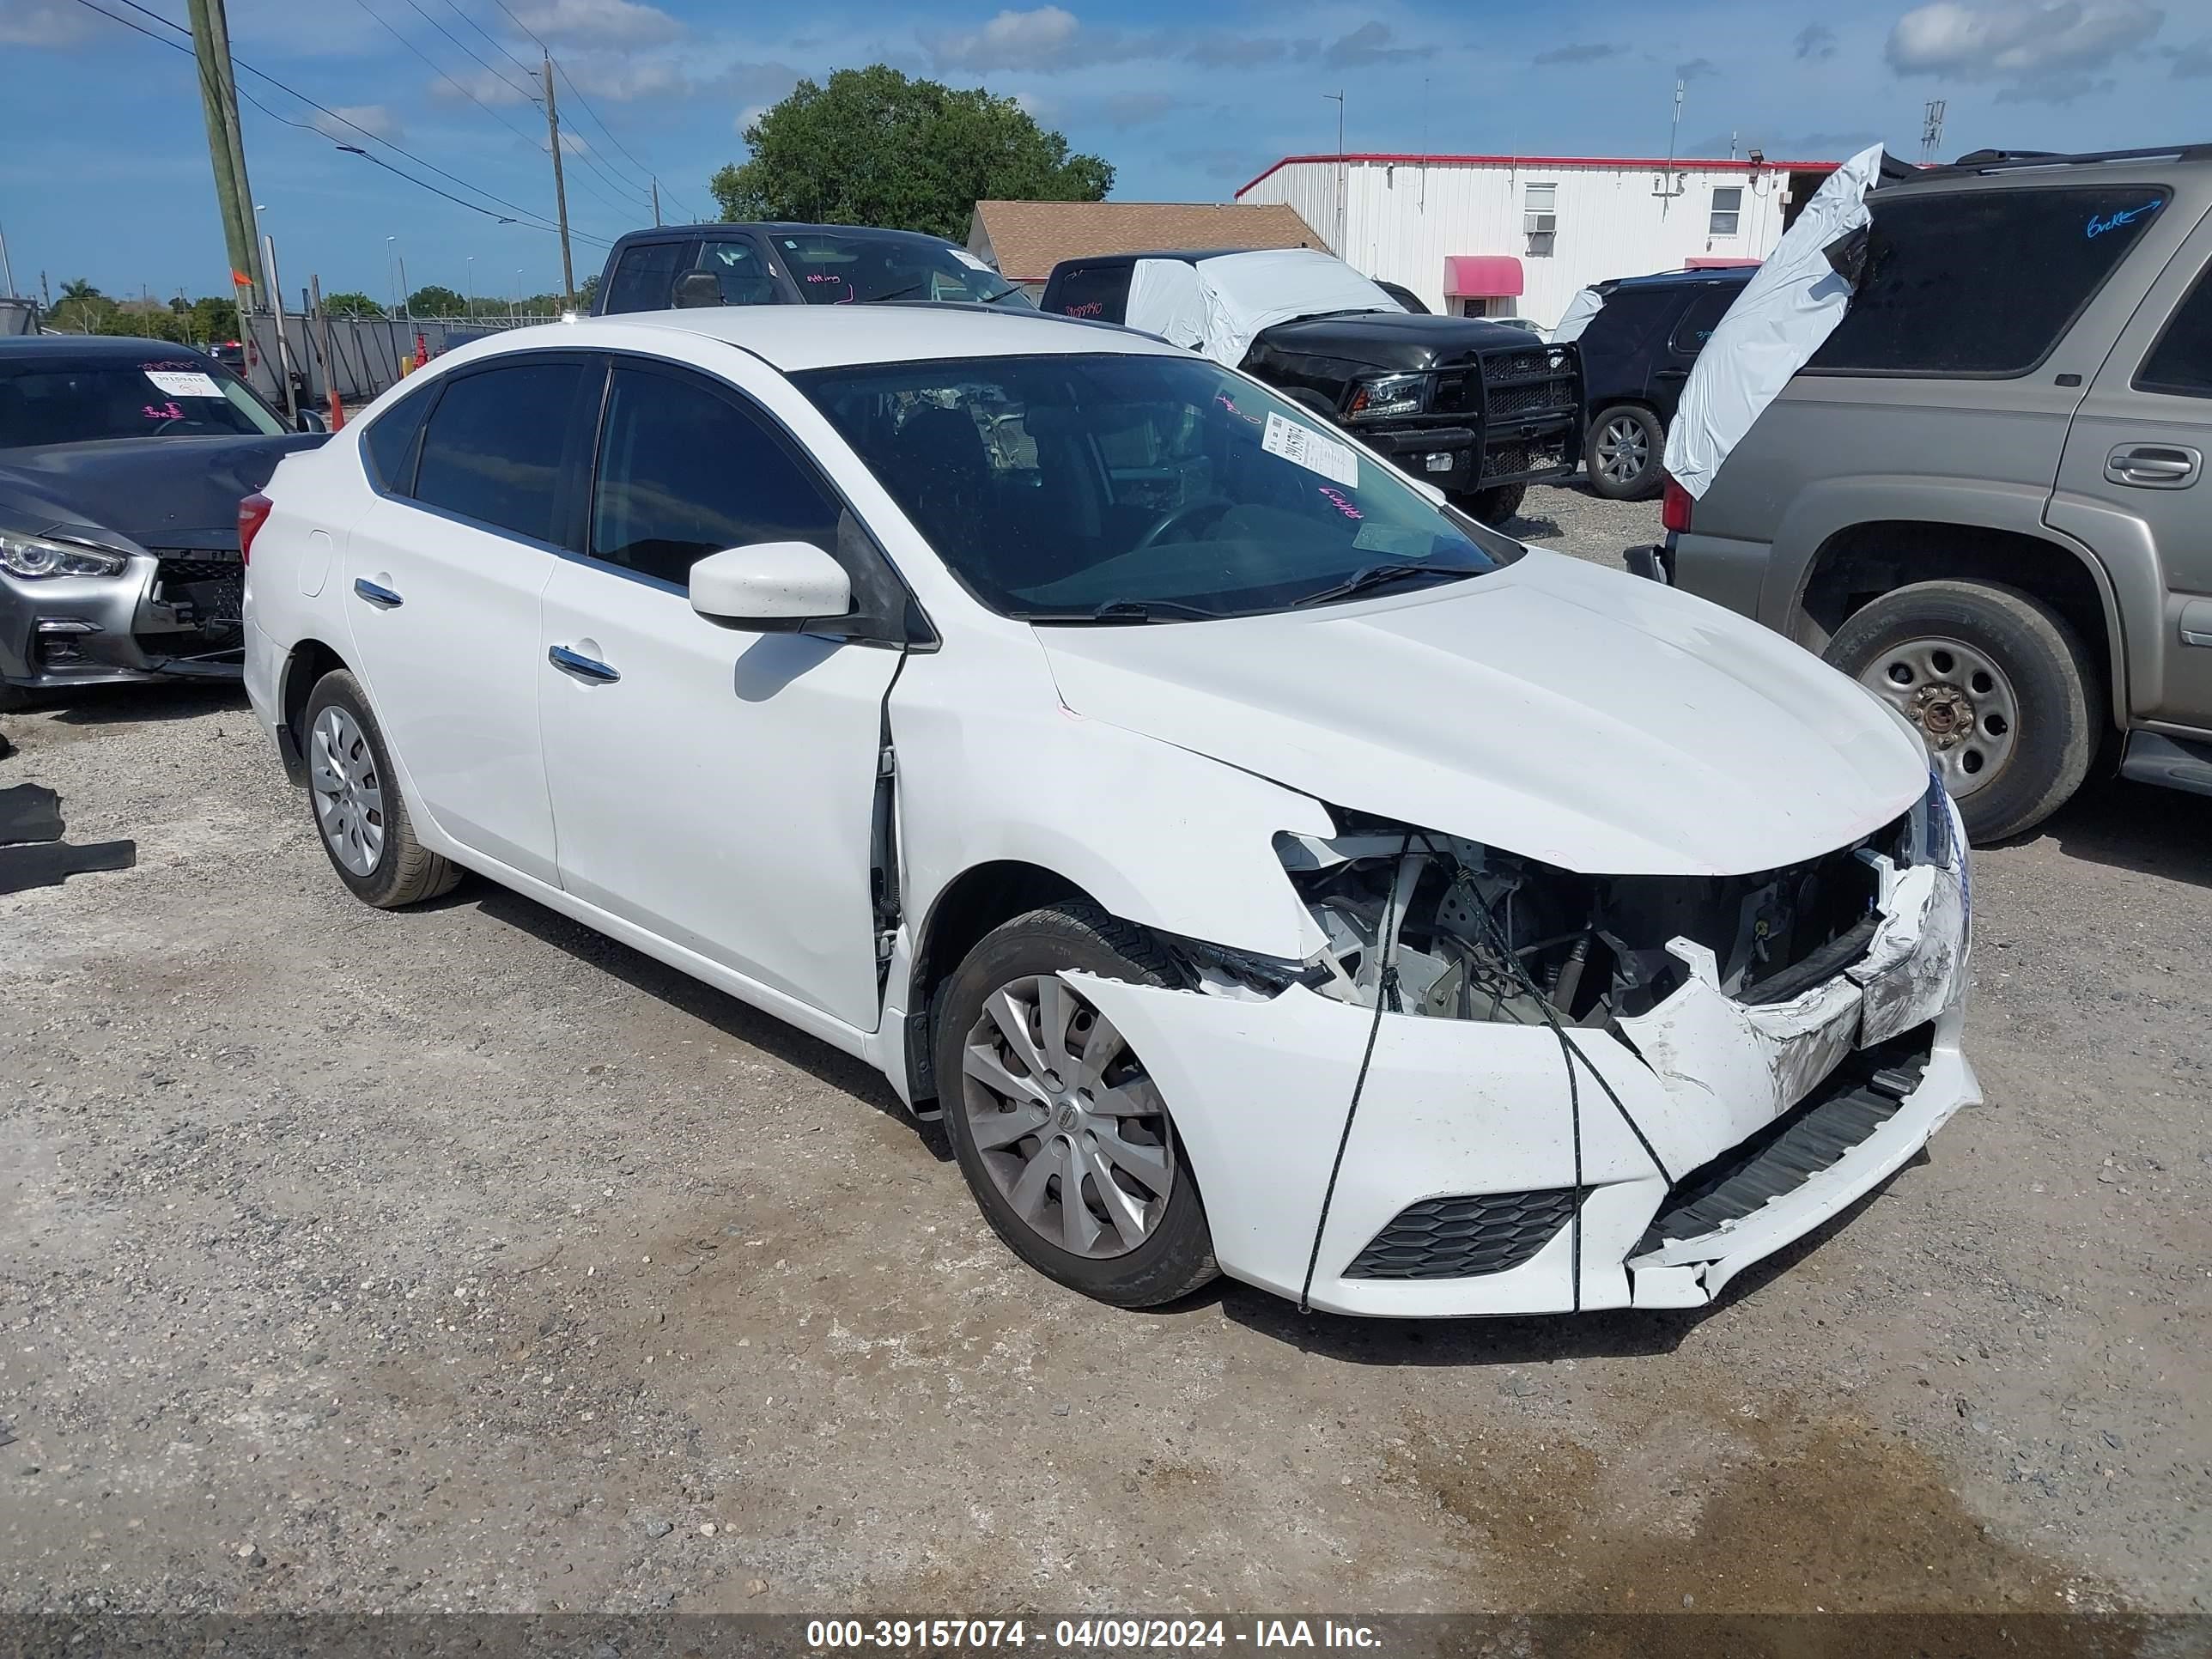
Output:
710 65 1113 240
190 295 240 341
58 277 105 304
322 291 386 319
406 284 467 317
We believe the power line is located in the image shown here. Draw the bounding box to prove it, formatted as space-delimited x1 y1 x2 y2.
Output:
73 0 613 247
347 0 543 155
397 0 538 105
440 0 536 89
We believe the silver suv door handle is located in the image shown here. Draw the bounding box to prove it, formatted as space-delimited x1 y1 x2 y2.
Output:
352 577 403 608
548 644 620 684
2105 444 2201 489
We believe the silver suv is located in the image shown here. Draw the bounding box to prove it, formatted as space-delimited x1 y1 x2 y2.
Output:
1652 144 2212 840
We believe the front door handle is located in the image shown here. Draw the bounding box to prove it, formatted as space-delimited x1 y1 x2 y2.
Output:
1656 366 1690 381
2106 444 2201 489
548 644 620 684
352 577 403 609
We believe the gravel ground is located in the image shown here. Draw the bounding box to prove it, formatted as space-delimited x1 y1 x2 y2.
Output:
2 483 2207 1620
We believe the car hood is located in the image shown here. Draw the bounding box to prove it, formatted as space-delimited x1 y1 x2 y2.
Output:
0 434 323 551
1033 550 1927 877
1252 311 1549 372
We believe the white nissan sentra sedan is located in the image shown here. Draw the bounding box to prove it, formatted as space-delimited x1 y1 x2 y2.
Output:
242 305 1975 1318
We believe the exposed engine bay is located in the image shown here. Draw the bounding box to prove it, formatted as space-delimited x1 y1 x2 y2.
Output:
1267 782 1948 1030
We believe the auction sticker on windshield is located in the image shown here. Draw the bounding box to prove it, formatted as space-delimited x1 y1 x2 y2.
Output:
143 370 225 398
1261 411 1359 488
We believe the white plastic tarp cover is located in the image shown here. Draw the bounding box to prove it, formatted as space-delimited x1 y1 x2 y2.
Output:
1123 248 1402 368
1662 143 1887 499
1551 286 1605 344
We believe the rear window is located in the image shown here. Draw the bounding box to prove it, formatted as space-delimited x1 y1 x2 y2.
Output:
1668 287 1739 356
362 380 435 491
1808 185 2168 378
2137 261 2212 398
769 231 1021 306
600 240 693 314
411 360 586 543
1048 264 1132 324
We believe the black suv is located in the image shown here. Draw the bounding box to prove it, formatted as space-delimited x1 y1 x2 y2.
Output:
593 223 1030 313
1039 250 1583 523
1575 266 1752 500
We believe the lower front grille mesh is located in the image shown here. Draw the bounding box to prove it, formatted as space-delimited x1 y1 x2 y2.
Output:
1345 1188 1580 1279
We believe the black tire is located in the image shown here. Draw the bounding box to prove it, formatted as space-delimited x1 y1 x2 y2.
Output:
934 902 1218 1309
1586 404 1665 500
1823 580 2102 842
0 684 32 714
1460 482 1527 525
301 668 462 908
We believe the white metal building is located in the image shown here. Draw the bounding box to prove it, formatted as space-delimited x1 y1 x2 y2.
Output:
1236 153 1838 330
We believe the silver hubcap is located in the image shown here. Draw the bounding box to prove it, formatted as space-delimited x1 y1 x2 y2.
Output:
1858 635 2020 797
310 706 386 877
1595 416 1649 484
960 975 1176 1260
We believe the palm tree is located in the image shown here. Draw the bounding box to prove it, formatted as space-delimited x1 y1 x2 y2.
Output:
59 277 104 303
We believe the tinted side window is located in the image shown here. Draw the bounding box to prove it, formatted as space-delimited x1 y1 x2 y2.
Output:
1810 186 2168 377
1668 287 1738 356
602 240 692 314
413 361 586 544
693 238 780 305
1049 264 1131 323
1579 288 1677 358
589 366 841 587
2138 263 2212 398
362 380 436 491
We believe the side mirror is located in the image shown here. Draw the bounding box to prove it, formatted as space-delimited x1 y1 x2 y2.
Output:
671 271 723 309
296 408 327 434
690 541 853 630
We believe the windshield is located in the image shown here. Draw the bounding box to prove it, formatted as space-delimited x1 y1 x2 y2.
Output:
797 353 1517 621
771 231 1030 307
0 356 287 447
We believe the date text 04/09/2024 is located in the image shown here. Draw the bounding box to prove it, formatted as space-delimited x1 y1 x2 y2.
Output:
803 1620 1383 1650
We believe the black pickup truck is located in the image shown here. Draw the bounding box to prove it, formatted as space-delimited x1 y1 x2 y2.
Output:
1040 248 1583 523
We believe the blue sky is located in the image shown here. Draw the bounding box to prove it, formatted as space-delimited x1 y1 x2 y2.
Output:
3 0 2204 303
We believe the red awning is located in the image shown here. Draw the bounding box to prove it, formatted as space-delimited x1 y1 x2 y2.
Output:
1442 255 1522 299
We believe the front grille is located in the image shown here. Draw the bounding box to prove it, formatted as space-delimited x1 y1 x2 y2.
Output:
1633 1024 1934 1256
1483 346 1556 382
1345 1188 1581 1279
1480 439 1569 482
1488 379 1572 419
154 555 244 627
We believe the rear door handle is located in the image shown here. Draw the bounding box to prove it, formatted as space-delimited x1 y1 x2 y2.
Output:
351 577 403 609
2105 444 2201 489
1656 367 1690 381
548 644 620 684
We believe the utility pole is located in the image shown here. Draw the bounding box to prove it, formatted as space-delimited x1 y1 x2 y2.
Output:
185 0 263 307
0 219 15 297
651 177 661 227
543 51 575 309
1323 90 1346 255
1661 77 1686 215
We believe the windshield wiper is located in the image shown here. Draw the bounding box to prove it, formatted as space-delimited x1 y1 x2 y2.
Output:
1024 599 1225 624
865 281 928 303
1291 562 1482 608
981 284 1028 305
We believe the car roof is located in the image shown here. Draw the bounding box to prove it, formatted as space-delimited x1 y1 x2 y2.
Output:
610 222 963 248
1052 249 1255 271
0 335 218 361
492 303 1172 374
1601 267 1756 295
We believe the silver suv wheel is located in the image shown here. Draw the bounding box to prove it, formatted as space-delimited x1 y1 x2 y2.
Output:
1857 635 2021 797
1595 414 1650 487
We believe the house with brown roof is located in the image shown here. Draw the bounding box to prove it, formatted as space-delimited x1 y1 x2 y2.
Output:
967 200 1329 298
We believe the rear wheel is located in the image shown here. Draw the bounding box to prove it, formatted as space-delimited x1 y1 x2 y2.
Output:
1459 482 1527 526
1586 404 1665 500
935 902 1217 1309
1824 580 2101 842
302 669 461 907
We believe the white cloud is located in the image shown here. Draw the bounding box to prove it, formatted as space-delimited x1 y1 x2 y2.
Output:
508 0 680 47
0 0 92 46
313 104 404 143
924 6 1088 72
1886 1 2164 98
736 104 771 136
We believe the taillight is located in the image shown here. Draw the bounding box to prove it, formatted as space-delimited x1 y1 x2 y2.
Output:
239 491 272 566
1660 476 1693 534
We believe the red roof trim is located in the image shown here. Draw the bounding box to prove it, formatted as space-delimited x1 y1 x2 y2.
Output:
1235 152 1838 198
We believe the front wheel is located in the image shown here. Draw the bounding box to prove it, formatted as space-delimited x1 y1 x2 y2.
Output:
1823 580 2102 842
1458 482 1527 526
935 903 1217 1309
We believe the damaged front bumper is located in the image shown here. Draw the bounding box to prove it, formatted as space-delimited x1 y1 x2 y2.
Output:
0 550 246 693
1068 825 1975 1319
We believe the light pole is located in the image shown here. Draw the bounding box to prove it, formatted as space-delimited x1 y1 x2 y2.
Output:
514 269 522 320
386 236 409 318
466 255 475 319
386 236 397 316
